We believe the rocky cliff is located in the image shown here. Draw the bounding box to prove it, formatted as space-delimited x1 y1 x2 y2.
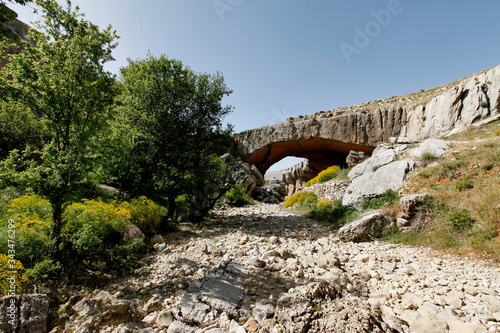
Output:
0 10 32 69
235 65 500 175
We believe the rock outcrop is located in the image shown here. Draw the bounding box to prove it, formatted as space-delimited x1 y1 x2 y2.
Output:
342 144 415 206
281 159 320 196
0 294 49 333
235 65 500 175
342 139 449 206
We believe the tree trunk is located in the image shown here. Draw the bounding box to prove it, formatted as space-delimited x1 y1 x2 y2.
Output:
167 194 176 220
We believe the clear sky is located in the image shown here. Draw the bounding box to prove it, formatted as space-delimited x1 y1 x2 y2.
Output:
8 0 500 171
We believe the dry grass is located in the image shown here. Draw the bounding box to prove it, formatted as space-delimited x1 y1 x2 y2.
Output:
394 122 500 260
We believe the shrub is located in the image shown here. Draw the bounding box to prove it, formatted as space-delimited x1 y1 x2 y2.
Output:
481 163 493 171
456 178 474 191
306 165 341 187
26 259 61 282
418 172 431 179
446 209 474 230
0 254 28 296
493 128 500 136
225 184 253 207
62 199 130 255
307 199 357 227
122 197 162 236
438 160 466 180
361 190 399 210
421 152 436 161
285 192 317 208
480 101 488 108
0 194 53 266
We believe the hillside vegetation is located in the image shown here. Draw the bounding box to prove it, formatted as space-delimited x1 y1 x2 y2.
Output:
393 119 500 259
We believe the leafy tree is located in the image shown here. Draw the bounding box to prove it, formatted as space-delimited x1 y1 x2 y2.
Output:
0 0 118 240
0 100 47 158
114 54 234 221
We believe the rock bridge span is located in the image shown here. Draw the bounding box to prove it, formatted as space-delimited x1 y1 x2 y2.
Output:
234 108 405 175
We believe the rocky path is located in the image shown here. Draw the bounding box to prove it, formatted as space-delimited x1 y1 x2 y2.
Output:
59 203 500 333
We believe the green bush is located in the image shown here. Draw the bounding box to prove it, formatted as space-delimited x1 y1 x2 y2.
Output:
26 259 61 282
62 199 129 256
438 160 466 179
0 194 54 266
446 209 474 230
122 196 162 236
421 152 436 161
306 165 341 186
456 178 474 191
361 190 399 210
307 199 357 228
225 184 253 207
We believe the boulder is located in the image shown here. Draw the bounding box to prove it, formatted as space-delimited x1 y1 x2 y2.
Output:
338 213 392 242
166 321 197 333
343 159 413 206
150 234 165 244
275 281 383 332
123 225 145 242
409 139 449 159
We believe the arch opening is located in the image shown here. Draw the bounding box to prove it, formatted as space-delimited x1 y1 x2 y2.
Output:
242 138 374 175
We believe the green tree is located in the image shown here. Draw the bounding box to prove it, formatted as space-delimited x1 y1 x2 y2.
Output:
0 0 118 240
115 54 234 221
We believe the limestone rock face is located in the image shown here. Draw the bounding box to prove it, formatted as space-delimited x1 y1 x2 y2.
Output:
0 294 49 333
338 213 392 242
342 145 414 206
222 153 265 195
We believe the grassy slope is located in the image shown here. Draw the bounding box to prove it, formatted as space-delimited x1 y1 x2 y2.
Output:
393 119 500 260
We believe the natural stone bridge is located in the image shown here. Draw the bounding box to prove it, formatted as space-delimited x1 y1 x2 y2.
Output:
234 109 405 175
234 65 500 177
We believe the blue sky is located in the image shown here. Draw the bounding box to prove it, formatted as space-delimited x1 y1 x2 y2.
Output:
9 0 500 171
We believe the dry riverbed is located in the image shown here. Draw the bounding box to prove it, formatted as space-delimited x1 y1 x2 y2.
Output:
58 203 500 333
